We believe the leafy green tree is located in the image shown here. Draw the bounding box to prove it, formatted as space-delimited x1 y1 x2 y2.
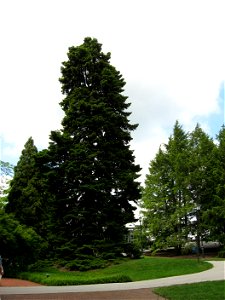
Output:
142 122 191 253
165 121 193 251
0 190 8 209
142 146 173 250
0 210 46 275
204 126 225 246
46 37 141 259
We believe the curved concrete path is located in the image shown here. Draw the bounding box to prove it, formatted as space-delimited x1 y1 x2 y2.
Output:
0 261 224 295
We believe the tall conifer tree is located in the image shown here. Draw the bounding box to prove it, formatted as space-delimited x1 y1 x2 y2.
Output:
6 137 49 236
47 37 141 259
6 138 37 224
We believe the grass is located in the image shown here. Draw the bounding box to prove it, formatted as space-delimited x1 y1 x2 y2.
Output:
154 280 225 300
18 257 212 286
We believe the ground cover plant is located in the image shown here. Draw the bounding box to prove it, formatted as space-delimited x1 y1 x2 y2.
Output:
18 257 212 286
154 280 225 300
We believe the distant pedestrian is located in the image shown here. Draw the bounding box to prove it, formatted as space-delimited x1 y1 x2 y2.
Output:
0 255 4 278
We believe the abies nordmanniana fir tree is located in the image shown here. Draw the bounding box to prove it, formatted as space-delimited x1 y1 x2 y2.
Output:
47 37 141 260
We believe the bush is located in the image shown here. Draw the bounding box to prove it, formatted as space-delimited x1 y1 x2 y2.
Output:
0 212 47 276
182 242 195 255
124 243 142 259
101 252 118 260
27 259 55 272
65 257 106 271
217 249 225 258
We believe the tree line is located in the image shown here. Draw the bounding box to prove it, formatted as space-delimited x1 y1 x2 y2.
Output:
141 121 225 255
1 37 141 274
1 37 224 274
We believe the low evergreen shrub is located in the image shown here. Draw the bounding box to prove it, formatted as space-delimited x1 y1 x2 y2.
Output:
217 249 225 258
27 259 55 272
124 243 142 259
65 257 106 271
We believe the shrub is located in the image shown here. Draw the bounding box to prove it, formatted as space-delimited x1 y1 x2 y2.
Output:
65 257 106 271
0 212 47 276
124 243 142 259
217 249 225 258
27 259 55 272
182 242 195 255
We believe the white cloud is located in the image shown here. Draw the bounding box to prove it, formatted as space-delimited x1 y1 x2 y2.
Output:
0 0 225 183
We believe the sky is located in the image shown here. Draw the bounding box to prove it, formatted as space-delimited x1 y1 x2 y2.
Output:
0 0 225 184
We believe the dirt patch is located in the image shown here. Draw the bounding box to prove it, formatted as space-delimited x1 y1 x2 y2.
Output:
0 278 42 287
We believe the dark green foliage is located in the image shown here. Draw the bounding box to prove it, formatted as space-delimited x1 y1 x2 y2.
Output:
123 242 142 259
217 249 225 258
6 137 38 219
6 137 49 236
4 38 141 267
0 211 46 276
46 37 141 259
26 259 56 272
65 257 107 271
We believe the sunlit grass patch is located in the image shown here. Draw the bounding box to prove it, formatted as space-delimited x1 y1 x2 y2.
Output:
154 280 225 300
18 257 212 286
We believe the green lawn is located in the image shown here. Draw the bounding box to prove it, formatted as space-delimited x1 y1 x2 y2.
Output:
18 257 212 285
154 280 225 300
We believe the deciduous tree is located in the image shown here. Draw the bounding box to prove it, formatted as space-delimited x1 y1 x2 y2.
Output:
204 126 225 246
142 122 191 253
188 125 216 252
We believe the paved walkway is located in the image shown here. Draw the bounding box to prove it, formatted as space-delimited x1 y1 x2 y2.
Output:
0 261 224 299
